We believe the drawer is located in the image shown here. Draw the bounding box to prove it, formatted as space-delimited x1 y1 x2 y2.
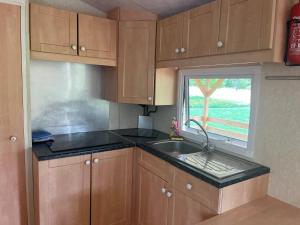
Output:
136 148 174 183
173 168 220 212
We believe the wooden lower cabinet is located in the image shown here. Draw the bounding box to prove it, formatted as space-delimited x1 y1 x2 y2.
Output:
167 189 216 225
33 148 133 225
135 166 169 225
91 149 133 225
134 165 216 225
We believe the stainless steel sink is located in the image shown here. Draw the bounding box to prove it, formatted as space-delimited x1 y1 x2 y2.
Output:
149 140 203 157
147 140 259 179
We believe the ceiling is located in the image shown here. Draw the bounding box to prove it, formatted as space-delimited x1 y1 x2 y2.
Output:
82 0 212 17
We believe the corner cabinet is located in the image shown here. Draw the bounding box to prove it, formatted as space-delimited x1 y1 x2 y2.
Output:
157 0 294 67
33 148 133 225
30 3 117 66
118 21 156 105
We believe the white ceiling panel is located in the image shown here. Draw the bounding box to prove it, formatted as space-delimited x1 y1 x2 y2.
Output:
82 0 213 17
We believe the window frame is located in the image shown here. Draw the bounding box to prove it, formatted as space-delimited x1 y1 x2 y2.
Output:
177 66 261 158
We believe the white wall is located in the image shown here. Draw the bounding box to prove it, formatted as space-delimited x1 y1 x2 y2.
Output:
153 63 300 208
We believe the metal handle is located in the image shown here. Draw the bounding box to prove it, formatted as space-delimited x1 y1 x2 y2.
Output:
166 191 173 198
217 41 224 48
80 46 86 52
175 48 180 54
186 183 193 190
148 97 153 101
161 188 167 194
71 44 77 50
85 160 91 165
180 47 186 53
10 136 17 142
93 158 99 164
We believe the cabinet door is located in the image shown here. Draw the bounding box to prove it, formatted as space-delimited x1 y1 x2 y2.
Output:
30 3 77 55
0 3 27 225
167 189 216 225
35 155 91 225
218 0 276 54
78 14 117 59
135 166 169 225
118 21 156 105
182 1 221 58
157 14 184 61
91 149 133 225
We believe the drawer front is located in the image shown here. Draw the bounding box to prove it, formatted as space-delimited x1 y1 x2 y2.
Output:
173 168 220 212
137 148 174 183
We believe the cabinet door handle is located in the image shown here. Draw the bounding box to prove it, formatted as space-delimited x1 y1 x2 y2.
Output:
71 44 77 50
217 41 224 48
84 160 91 165
175 48 180 54
148 97 153 101
166 191 173 198
161 188 167 194
10 136 17 142
93 158 99 164
186 183 193 190
80 46 86 52
180 47 186 53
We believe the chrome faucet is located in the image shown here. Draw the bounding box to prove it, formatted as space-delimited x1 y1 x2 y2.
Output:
184 119 214 151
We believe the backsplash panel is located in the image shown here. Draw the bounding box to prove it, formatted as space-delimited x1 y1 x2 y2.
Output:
30 60 109 134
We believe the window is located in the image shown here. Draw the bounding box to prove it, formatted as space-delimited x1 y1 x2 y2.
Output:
178 67 260 157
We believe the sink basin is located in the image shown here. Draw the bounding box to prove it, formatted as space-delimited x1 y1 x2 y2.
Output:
148 140 203 157
147 140 260 179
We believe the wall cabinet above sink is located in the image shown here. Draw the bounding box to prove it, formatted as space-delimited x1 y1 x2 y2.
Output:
157 0 294 68
30 3 117 66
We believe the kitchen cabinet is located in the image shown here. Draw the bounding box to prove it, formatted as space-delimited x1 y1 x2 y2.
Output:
30 3 116 66
156 13 184 61
134 150 216 225
135 166 169 225
218 0 275 54
157 1 221 61
91 149 133 225
78 14 116 59
118 20 156 105
33 155 91 225
0 3 28 225
33 148 133 225
157 0 293 67
30 3 77 55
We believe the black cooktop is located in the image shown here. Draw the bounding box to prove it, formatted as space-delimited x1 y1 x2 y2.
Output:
48 131 124 152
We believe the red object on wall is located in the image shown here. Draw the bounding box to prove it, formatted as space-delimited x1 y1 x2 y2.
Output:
288 1 300 64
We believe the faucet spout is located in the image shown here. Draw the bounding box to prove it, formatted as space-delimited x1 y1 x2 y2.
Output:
184 119 212 151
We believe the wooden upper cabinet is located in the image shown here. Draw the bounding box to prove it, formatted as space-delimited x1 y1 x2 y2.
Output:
167 189 216 225
157 14 184 61
30 3 77 55
182 1 221 58
218 0 276 54
136 166 169 225
91 149 133 225
34 155 91 225
78 14 117 59
118 21 156 105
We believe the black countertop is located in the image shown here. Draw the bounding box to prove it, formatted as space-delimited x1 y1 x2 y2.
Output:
32 128 270 188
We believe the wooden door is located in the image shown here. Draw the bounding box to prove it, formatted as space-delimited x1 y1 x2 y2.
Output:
0 3 28 225
218 0 276 54
78 14 116 59
91 148 133 225
118 21 156 105
30 3 77 55
157 14 184 61
34 155 91 225
167 189 216 225
183 1 221 58
135 166 169 225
